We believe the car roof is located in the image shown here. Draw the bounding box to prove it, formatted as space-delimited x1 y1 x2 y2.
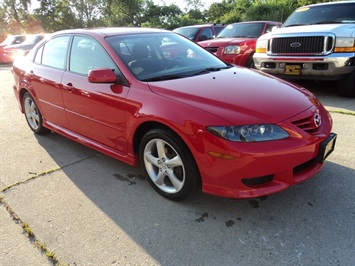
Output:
52 27 170 38
228 21 281 25
302 0 355 8
174 24 224 30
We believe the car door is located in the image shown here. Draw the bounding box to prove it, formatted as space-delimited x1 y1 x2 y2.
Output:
61 35 130 153
29 35 70 128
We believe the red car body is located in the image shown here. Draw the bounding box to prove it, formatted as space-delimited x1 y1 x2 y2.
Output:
11 27 336 200
198 21 282 67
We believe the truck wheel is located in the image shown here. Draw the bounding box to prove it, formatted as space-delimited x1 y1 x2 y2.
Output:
338 70 355 98
246 57 255 69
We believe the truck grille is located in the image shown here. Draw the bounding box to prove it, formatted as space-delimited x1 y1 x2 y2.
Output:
205 47 218 53
269 34 334 55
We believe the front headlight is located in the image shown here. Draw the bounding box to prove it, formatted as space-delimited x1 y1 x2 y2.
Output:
207 124 289 142
334 37 355 52
224 45 241 54
256 39 268 53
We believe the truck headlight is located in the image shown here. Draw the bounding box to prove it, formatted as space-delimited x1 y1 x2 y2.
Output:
334 37 355 52
256 39 268 53
207 124 289 142
224 45 241 54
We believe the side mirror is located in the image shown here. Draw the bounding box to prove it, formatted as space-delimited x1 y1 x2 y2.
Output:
88 68 117 83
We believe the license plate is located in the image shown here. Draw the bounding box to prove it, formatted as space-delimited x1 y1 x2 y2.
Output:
316 133 337 163
285 65 301 75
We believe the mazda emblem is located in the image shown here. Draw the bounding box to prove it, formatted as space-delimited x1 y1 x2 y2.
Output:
290 42 301 48
313 112 322 128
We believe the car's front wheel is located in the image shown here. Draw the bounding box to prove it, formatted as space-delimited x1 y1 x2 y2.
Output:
139 128 200 201
23 92 47 134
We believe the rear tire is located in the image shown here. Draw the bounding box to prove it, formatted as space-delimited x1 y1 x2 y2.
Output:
338 70 355 98
139 128 200 201
22 92 47 134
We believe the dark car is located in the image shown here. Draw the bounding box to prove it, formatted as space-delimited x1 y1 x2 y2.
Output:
0 35 26 63
198 21 281 68
2 34 46 63
173 24 225 42
11 27 336 201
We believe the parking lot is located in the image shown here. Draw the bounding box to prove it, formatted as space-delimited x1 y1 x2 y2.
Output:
0 63 354 265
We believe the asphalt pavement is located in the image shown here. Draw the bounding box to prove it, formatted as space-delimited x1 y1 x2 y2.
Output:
1 63 354 266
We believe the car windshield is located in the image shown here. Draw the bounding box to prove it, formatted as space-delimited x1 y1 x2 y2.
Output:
23 35 42 44
173 28 199 40
1 36 18 45
283 3 355 27
106 32 230 81
216 23 264 38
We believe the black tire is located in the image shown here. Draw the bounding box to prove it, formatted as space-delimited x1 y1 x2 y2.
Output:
139 128 200 201
338 70 355 98
246 56 255 69
22 92 47 134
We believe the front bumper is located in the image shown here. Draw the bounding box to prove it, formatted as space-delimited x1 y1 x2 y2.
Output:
253 52 355 80
196 105 335 199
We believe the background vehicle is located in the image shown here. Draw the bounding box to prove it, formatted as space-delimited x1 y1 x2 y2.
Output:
254 1 355 97
2 34 46 63
0 35 25 62
173 24 225 42
198 21 281 68
11 27 335 201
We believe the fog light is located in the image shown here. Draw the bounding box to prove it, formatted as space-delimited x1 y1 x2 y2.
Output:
279 63 285 68
303 63 309 69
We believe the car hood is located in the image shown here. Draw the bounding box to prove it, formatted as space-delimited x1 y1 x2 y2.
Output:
199 37 254 47
271 24 355 37
147 67 315 125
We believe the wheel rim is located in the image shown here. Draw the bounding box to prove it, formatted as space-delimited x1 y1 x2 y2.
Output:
24 97 40 130
143 138 185 194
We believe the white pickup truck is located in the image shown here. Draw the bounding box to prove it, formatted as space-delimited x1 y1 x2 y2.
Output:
253 1 355 97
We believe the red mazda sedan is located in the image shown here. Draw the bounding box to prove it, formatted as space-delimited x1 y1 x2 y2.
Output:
12 27 336 201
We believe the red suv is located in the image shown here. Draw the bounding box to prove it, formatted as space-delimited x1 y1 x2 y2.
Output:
173 24 225 42
198 21 281 68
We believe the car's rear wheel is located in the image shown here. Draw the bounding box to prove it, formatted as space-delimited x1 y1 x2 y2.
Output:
23 92 47 134
338 70 355 98
139 128 200 201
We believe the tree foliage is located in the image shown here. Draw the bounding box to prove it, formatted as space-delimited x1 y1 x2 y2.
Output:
0 0 326 38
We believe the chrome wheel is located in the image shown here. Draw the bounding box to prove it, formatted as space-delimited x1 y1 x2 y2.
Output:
22 92 46 134
139 128 200 201
24 97 40 130
143 138 185 194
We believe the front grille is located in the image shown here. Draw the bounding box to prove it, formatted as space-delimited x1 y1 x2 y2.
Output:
242 175 273 187
205 47 218 53
269 34 334 55
291 114 319 134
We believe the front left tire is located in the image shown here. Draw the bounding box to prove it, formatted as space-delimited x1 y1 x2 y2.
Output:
139 128 200 201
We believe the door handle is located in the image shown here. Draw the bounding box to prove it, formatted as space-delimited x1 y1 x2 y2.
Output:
65 82 74 92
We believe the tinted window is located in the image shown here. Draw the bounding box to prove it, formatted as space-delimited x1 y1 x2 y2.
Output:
106 33 228 81
199 28 213 41
42 36 70 69
284 3 355 26
69 36 117 76
217 23 264 38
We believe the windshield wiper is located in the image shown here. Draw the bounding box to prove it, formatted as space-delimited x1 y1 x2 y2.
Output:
191 66 230 76
284 23 307 27
142 74 187 82
311 21 340 25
